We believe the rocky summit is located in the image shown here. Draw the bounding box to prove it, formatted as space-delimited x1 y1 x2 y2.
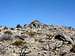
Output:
0 20 75 56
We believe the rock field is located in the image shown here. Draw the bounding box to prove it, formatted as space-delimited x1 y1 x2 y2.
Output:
0 20 75 56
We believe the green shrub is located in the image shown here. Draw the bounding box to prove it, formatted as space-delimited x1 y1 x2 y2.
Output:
4 31 12 35
3 26 8 30
12 40 26 46
16 24 22 28
26 31 36 37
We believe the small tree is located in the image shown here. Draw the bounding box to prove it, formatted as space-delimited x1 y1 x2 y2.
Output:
3 26 8 30
10 28 14 30
16 24 22 28
24 24 27 27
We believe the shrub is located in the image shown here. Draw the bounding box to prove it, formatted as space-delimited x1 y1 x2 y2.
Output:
3 26 8 30
0 29 1 32
16 24 22 28
4 31 12 35
70 45 75 53
23 24 27 28
12 40 26 46
10 28 14 30
26 31 36 37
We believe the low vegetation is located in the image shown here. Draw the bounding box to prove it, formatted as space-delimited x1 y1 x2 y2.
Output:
4 31 12 35
12 40 26 46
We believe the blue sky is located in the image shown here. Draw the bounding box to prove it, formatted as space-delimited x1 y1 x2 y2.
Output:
0 0 75 27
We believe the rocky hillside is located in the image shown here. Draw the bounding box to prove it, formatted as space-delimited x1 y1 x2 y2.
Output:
0 20 75 56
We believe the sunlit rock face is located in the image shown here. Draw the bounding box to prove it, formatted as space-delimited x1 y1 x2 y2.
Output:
0 20 75 56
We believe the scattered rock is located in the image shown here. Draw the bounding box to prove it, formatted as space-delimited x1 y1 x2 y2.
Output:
0 20 75 56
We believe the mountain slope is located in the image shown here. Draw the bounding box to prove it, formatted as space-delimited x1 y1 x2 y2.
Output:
0 20 75 56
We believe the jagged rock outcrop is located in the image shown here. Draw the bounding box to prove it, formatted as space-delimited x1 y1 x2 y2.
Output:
0 20 75 56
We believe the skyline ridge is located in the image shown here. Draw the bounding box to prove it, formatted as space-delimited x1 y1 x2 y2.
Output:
0 0 75 27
